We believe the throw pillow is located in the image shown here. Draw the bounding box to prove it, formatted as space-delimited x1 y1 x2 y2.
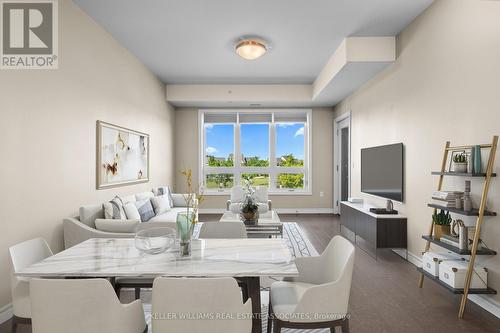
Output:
134 199 155 222
94 219 140 233
156 186 174 207
103 196 126 219
150 195 171 215
123 202 141 220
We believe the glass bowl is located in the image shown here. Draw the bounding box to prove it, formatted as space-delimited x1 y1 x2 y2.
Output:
135 227 175 255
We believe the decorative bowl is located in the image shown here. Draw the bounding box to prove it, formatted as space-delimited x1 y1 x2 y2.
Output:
135 227 175 254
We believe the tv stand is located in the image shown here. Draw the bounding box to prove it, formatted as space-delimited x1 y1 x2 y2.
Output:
340 201 407 259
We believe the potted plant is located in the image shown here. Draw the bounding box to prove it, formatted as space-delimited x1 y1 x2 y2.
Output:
432 209 452 240
239 181 259 225
452 152 467 173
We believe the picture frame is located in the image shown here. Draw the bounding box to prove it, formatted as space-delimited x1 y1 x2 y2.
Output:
448 150 466 172
96 121 150 189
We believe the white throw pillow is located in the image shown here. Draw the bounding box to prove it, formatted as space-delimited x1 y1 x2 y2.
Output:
254 187 269 203
151 195 171 215
94 219 140 233
123 202 141 220
103 196 126 219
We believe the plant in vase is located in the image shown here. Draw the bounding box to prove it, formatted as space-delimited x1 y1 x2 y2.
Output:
432 209 452 240
452 152 467 173
239 181 259 225
177 169 204 257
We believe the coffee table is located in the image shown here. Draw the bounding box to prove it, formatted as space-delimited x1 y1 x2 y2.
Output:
220 210 283 238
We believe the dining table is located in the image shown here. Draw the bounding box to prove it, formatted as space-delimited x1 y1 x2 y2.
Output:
16 237 299 333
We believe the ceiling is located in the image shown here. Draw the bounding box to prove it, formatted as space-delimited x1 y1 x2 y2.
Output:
74 0 433 85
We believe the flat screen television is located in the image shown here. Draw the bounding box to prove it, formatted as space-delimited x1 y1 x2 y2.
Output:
361 143 404 202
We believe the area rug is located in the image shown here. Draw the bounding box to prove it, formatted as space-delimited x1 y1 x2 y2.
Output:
141 222 325 332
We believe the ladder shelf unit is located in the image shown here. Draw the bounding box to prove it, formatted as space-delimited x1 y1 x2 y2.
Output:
418 136 498 318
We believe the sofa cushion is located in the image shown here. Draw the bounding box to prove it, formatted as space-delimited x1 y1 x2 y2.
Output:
135 191 154 201
149 207 187 223
123 202 141 220
135 199 155 222
79 204 104 227
154 186 174 207
94 219 140 233
103 196 126 219
254 187 269 203
151 195 171 215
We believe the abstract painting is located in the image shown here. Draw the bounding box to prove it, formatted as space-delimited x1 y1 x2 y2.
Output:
96 121 149 189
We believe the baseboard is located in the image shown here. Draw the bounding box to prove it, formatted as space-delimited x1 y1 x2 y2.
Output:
392 249 500 318
199 208 335 214
0 303 13 324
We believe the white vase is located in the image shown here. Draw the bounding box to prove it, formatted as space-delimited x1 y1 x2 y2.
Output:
452 162 467 173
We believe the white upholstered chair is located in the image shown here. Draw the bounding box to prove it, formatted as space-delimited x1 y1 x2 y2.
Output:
30 278 147 333
8 238 53 332
268 235 355 333
152 277 252 333
199 221 248 238
226 186 272 213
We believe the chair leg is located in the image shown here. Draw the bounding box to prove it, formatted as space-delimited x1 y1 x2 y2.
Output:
11 318 17 333
135 287 141 300
341 318 350 333
267 301 272 333
272 319 281 333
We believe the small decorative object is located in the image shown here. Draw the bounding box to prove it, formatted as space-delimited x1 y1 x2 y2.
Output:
96 121 149 189
135 227 175 255
386 200 394 212
463 180 472 212
432 209 452 240
177 169 204 257
239 181 259 225
455 197 462 210
451 152 467 173
474 145 482 173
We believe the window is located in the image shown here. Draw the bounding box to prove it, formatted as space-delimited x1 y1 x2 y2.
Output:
200 110 311 194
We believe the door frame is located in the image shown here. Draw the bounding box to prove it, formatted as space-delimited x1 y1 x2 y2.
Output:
333 111 351 214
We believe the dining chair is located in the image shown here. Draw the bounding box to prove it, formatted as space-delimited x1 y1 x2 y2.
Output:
115 222 176 300
8 238 53 332
152 277 252 333
267 235 355 333
30 278 147 333
199 221 248 238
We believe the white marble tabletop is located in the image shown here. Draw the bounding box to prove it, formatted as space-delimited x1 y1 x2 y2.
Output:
15 238 298 278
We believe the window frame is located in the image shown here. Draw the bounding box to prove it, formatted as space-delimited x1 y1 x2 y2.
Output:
199 109 312 195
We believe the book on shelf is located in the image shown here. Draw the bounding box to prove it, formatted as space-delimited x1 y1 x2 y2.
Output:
431 200 457 208
432 191 463 201
440 237 460 248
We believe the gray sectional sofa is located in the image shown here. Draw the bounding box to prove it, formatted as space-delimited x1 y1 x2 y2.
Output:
63 191 193 249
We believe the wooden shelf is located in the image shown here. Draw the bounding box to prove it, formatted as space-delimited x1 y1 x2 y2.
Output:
427 203 497 216
417 268 496 295
422 236 497 255
431 172 496 177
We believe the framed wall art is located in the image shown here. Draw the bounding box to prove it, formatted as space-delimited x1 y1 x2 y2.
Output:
96 121 149 189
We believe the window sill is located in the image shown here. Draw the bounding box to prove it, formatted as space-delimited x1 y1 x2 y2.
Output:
202 190 313 196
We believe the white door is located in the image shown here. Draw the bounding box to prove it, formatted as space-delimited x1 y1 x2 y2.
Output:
334 114 351 214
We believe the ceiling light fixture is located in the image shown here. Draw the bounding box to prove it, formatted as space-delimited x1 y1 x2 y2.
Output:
235 38 267 60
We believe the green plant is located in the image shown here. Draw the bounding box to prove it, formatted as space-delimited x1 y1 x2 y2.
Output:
239 181 259 220
432 209 452 226
453 152 467 163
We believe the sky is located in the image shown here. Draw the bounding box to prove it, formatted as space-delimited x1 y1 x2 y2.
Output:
205 123 305 160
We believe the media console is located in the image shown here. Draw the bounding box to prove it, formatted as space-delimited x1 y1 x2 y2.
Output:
340 201 407 259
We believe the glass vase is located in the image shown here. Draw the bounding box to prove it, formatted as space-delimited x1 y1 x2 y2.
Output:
176 211 195 257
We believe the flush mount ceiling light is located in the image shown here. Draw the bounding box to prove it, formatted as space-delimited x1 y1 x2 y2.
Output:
235 38 268 60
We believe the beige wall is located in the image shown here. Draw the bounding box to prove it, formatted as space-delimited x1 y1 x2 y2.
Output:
334 0 500 304
0 0 175 309
175 108 334 210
